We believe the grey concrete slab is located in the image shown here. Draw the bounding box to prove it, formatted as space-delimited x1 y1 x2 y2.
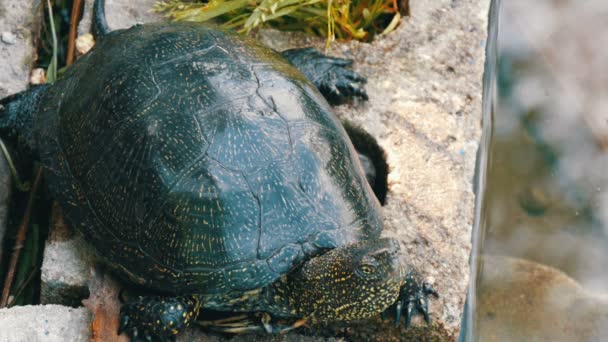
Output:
40 234 92 307
0 305 91 342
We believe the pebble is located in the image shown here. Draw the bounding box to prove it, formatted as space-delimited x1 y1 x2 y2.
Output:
1 31 17 45
30 68 47 85
75 33 95 56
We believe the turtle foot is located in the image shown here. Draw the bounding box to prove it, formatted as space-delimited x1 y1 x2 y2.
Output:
118 295 201 341
390 271 439 327
281 47 368 105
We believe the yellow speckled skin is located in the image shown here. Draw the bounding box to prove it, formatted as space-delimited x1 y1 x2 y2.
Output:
202 238 405 322
272 239 404 321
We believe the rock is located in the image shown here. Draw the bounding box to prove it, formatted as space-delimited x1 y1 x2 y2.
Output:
40 235 92 307
1 31 16 45
104 0 161 29
476 255 608 341
0 1 38 97
0 305 92 342
29 68 46 84
78 0 160 35
75 33 94 56
40 205 93 307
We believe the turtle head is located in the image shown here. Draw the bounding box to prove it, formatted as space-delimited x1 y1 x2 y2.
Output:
275 238 404 322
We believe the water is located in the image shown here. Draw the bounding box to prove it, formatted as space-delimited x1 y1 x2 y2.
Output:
463 0 608 340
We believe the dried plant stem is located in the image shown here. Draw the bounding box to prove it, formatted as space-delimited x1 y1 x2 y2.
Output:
0 139 29 192
399 0 409 16
67 0 84 66
0 167 43 308
7 267 39 307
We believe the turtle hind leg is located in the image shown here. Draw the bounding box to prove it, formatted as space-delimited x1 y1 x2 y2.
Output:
118 295 201 341
342 120 389 205
281 48 368 105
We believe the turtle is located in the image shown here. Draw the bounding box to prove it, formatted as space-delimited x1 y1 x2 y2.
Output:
0 0 437 340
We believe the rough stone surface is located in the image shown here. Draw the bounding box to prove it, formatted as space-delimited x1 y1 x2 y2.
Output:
40 235 92 307
0 305 92 342
476 255 608 341
1 31 17 45
40 204 94 307
0 1 37 97
33 0 489 340
78 0 161 35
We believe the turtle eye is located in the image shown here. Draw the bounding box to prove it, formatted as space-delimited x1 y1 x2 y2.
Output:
360 264 377 275
358 256 380 277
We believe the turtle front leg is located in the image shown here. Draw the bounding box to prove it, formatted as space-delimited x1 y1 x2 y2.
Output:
118 295 201 341
281 48 368 105
391 271 439 327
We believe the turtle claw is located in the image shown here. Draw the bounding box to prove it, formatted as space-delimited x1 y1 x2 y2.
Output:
281 48 368 105
200 313 307 335
389 272 439 328
118 313 129 335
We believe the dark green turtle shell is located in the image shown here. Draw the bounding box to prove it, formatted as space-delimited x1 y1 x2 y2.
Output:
35 22 382 295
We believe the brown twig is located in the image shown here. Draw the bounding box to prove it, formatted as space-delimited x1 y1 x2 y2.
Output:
66 0 84 66
399 0 410 16
0 167 44 308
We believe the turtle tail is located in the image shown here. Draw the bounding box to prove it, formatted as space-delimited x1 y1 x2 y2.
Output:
93 0 111 38
0 85 49 154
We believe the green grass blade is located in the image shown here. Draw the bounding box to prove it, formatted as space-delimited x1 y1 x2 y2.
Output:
46 0 58 83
